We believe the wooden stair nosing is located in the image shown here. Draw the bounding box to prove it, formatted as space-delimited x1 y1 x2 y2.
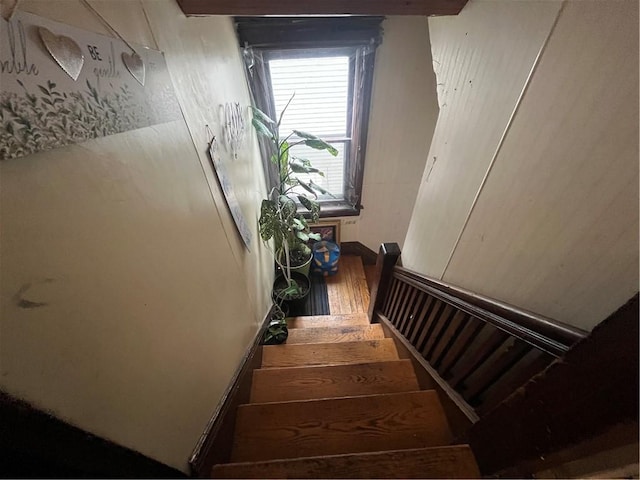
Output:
250 359 420 403
261 339 399 368
231 390 454 462
213 445 480 479
285 324 385 344
287 313 370 329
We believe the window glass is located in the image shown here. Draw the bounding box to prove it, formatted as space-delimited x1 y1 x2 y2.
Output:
269 55 350 199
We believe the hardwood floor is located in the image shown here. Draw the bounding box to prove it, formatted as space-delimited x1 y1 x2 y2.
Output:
326 255 371 314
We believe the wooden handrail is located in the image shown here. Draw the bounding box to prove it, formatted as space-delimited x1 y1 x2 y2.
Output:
394 266 587 356
371 242 591 416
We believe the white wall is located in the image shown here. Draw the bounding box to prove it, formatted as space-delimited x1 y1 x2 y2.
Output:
0 0 272 472
403 0 639 330
353 16 440 252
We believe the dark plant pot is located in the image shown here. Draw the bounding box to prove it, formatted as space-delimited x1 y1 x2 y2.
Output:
272 272 311 314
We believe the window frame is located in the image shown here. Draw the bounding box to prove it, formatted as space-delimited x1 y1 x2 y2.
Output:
236 17 382 218
265 47 355 205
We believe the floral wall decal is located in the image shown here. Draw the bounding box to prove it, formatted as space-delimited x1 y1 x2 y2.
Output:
0 11 181 161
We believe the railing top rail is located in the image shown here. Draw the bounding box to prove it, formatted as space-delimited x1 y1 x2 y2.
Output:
393 266 587 355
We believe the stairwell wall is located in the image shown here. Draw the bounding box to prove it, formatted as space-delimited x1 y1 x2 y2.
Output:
402 0 639 330
355 16 440 252
0 0 272 472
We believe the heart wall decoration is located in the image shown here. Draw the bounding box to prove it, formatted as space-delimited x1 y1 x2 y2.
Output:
122 51 145 86
38 27 84 81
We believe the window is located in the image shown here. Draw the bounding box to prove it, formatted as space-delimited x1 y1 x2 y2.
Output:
269 53 350 200
236 17 383 216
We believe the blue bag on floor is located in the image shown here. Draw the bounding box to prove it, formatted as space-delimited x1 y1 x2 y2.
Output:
312 241 340 276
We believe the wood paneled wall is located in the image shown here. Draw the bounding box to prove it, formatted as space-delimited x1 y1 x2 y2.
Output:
402 0 639 330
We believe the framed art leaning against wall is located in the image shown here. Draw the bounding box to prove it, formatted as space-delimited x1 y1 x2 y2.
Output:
308 220 341 246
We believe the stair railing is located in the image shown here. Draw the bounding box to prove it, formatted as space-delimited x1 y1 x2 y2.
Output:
367 243 586 415
368 243 637 476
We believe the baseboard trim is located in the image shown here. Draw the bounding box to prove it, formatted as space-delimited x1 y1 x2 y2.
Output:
340 241 377 265
0 391 184 478
189 306 274 478
375 312 478 439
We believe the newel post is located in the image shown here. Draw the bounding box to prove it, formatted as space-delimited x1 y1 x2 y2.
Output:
368 243 401 322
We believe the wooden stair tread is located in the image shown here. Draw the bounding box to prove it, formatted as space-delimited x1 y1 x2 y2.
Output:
326 256 371 314
286 324 385 344
213 445 480 478
231 390 453 462
287 313 369 329
262 339 399 368
251 360 420 403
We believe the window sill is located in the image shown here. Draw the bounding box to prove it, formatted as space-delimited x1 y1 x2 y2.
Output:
299 200 361 218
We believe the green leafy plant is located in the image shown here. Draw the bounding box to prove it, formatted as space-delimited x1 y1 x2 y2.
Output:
253 94 338 298
263 303 288 345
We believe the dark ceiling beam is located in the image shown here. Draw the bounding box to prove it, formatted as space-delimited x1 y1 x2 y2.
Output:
176 0 468 16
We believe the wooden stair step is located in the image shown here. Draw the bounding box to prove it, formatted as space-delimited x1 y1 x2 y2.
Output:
213 445 480 478
230 390 453 462
286 324 385 344
262 339 399 368
251 360 420 403
287 313 369 329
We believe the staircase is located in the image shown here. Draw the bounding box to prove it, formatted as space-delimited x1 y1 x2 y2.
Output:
211 256 480 478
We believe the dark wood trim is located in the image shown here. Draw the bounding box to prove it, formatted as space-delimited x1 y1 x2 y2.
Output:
179 0 468 16
339 241 377 265
502 422 639 478
189 306 275 478
394 267 587 355
376 312 477 439
368 243 401 321
319 203 360 218
0 392 184 478
234 16 384 49
468 294 639 476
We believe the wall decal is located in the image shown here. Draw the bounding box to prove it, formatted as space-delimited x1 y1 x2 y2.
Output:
38 27 84 80
208 133 253 250
221 102 246 159
0 11 181 161
122 51 145 86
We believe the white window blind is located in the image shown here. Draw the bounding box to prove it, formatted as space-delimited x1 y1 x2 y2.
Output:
269 56 350 199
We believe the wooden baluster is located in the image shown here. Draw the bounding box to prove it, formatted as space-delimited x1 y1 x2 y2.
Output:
477 350 553 416
421 304 457 360
387 282 408 326
438 318 484 378
381 278 398 316
408 295 435 345
368 243 401 322
464 340 532 403
414 299 447 353
431 310 469 367
402 291 427 339
449 329 510 390
396 287 418 334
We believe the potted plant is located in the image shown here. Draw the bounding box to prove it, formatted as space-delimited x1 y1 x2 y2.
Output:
252 94 338 307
